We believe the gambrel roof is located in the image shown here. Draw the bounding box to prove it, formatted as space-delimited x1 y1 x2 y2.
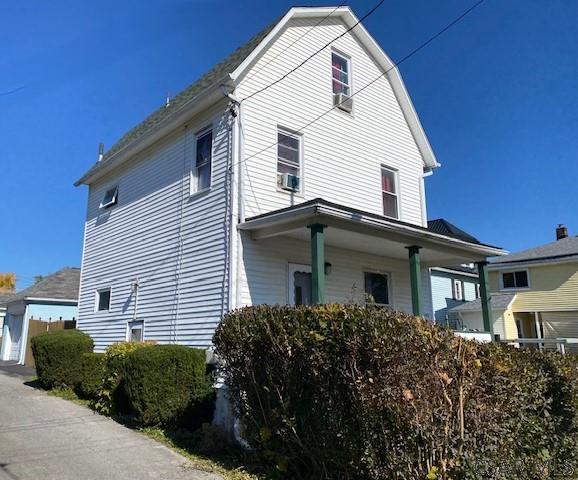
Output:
75 6 438 187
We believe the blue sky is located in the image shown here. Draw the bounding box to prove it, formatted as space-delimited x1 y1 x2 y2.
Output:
1 0 577 288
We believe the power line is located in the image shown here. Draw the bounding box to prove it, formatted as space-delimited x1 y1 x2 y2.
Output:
236 0 485 167
240 0 386 103
246 3 347 83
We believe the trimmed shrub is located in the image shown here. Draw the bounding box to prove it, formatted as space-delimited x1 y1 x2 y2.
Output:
31 329 93 389
76 352 105 399
93 341 155 415
123 344 214 427
214 304 578 479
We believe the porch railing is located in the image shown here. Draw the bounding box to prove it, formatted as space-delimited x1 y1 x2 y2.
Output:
500 338 578 355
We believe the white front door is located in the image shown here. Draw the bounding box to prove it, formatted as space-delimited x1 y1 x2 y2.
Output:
288 263 312 305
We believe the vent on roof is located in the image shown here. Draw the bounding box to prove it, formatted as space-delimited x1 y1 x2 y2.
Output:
556 224 569 240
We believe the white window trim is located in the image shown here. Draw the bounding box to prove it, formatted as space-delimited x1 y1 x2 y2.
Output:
95 287 112 312
126 320 144 342
99 186 118 209
276 127 304 195
363 269 393 308
380 165 400 220
499 269 531 291
331 49 352 96
452 279 463 301
190 126 214 196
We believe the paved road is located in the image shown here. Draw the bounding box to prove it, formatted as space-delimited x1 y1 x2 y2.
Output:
0 369 220 480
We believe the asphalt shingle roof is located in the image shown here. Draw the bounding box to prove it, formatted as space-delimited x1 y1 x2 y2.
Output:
0 293 16 308
427 219 480 244
77 18 278 184
9 268 80 304
450 293 516 312
490 235 578 265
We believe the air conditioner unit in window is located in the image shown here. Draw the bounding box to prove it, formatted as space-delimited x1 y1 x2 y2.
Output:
281 173 300 192
333 92 353 112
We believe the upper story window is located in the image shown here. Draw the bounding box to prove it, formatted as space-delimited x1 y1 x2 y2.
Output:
332 51 351 96
381 167 399 219
96 288 111 312
194 129 213 192
364 271 390 306
452 279 463 301
501 270 529 289
99 186 118 209
277 129 301 192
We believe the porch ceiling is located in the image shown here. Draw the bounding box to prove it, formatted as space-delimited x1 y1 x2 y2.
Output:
239 199 506 266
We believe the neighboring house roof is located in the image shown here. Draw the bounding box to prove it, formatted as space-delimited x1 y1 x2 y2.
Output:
432 264 478 276
490 235 578 266
450 293 517 312
0 293 16 308
75 6 439 187
427 219 480 244
7 268 80 304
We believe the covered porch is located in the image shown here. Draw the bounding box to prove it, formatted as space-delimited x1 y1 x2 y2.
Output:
239 199 505 335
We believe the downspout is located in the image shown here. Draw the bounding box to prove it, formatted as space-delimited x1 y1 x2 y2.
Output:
235 99 246 309
420 168 433 227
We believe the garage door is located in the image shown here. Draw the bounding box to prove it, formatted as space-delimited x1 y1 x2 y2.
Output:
542 311 578 352
7 315 23 362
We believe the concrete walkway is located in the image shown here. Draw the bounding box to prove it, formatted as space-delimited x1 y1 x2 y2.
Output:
0 370 221 480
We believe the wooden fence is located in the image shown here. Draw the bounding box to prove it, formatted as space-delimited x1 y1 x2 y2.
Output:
25 319 76 367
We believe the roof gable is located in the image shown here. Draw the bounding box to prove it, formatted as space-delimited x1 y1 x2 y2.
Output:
76 6 438 187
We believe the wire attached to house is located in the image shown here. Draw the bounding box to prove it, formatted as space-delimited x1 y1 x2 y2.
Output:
240 0 385 103
235 0 486 167
246 3 347 83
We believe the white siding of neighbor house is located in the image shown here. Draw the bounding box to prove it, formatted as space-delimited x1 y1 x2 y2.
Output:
239 233 433 319
236 16 427 226
78 101 232 351
430 271 478 323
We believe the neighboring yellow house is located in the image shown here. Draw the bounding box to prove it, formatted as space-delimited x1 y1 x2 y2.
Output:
452 226 578 347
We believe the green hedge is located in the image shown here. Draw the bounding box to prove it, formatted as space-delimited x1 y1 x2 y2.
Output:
123 344 214 427
76 352 105 399
31 330 93 389
214 304 578 479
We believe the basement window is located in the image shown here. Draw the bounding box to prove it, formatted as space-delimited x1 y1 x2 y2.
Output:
127 321 143 342
96 288 111 312
501 270 529 289
100 186 118 209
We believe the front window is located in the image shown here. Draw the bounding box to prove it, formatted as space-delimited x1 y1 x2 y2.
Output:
453 279 463 301
364 272 390 306
332 51 351 95
381 167 399 219
277 129 301 191
502 270 529 289
96 288 111 312
194 129 212 192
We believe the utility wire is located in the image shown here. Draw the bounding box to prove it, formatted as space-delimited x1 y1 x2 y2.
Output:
241 0 385 103
236 0 485 166
246 3 347 83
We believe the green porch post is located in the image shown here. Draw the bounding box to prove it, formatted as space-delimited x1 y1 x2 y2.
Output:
406 246 423 316
309 224 326 304
476 261 494 339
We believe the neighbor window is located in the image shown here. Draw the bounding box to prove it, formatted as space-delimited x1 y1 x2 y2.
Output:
502 270 529 289
194 129 212 192
277 129 301 191
475 284 481 299
381 167 399 219
96 288 111 311
364 272 390 306
453 279 463 301
332 51 351 95
99 186 118 209
127 321 143 342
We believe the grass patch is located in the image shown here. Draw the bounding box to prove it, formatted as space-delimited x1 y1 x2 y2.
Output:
47 387 90 407
140 427 275 480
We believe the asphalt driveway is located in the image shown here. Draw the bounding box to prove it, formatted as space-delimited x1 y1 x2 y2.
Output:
0 369 220 480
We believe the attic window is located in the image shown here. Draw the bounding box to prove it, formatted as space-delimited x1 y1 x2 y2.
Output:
502 270 529 289
100 186 118 209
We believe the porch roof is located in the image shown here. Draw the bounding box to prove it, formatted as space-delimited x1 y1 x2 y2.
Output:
240 199 507 266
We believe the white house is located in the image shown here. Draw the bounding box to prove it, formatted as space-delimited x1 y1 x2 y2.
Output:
74 6 505 351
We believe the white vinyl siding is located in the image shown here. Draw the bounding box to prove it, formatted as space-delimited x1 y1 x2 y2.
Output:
77 101 231 352
237 16 426 226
